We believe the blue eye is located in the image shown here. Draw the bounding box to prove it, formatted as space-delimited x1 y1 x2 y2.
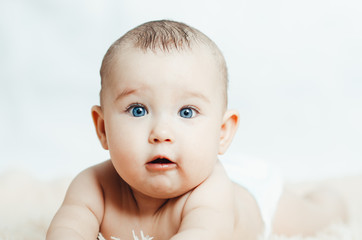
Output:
179 107 196 118
130 106 147 117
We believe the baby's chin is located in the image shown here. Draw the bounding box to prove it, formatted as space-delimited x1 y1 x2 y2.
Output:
124 169 212 200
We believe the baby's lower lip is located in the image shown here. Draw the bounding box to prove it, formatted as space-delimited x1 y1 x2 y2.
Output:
145 162 177 171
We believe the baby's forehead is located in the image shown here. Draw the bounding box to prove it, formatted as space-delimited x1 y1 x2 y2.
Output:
101 42 228 109
109 45 223 86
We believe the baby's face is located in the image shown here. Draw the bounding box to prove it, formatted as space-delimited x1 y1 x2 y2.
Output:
101 46 226 199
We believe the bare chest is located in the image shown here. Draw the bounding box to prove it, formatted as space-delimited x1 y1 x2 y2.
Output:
99 198 184 240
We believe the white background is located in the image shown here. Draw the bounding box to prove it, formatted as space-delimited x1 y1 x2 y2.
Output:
1 0 361 182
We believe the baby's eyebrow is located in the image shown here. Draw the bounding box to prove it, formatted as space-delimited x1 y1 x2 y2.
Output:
114 88 140 102
183 91 210 103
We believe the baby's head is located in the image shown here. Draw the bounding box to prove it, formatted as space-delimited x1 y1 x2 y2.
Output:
99 20 228 110
92 20 239 199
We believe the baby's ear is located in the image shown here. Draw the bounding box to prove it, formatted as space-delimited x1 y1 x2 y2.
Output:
218 109 239 155
91 105 109 150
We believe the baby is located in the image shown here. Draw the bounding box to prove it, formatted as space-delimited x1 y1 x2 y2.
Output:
47 20 346 240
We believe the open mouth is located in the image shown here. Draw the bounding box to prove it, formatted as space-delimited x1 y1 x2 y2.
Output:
149 158 174 164
146 156 176 171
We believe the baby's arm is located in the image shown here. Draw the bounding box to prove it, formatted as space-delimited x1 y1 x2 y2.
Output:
46 167 104 240
171 161 235 240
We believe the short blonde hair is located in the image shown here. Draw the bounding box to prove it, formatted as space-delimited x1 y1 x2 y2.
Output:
99 20 228 107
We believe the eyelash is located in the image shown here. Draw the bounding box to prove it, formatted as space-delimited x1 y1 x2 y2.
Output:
125 103 148 113
180 105 199 113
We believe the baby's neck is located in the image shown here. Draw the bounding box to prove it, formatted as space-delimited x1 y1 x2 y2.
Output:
129 187 170 216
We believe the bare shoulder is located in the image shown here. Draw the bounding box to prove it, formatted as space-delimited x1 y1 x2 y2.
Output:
189 161 263 239
47 161 114 239
176 161 235 239
72 160 119 189
63 160 116 221
184 161 234 207
84 159 119 186
175 161 264 239
68 160 113 194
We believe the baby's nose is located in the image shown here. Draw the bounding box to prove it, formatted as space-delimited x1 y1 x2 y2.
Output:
150 136 172 143
148 123 174 144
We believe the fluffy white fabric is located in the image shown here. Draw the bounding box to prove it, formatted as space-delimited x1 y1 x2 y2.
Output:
98 231 154 240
